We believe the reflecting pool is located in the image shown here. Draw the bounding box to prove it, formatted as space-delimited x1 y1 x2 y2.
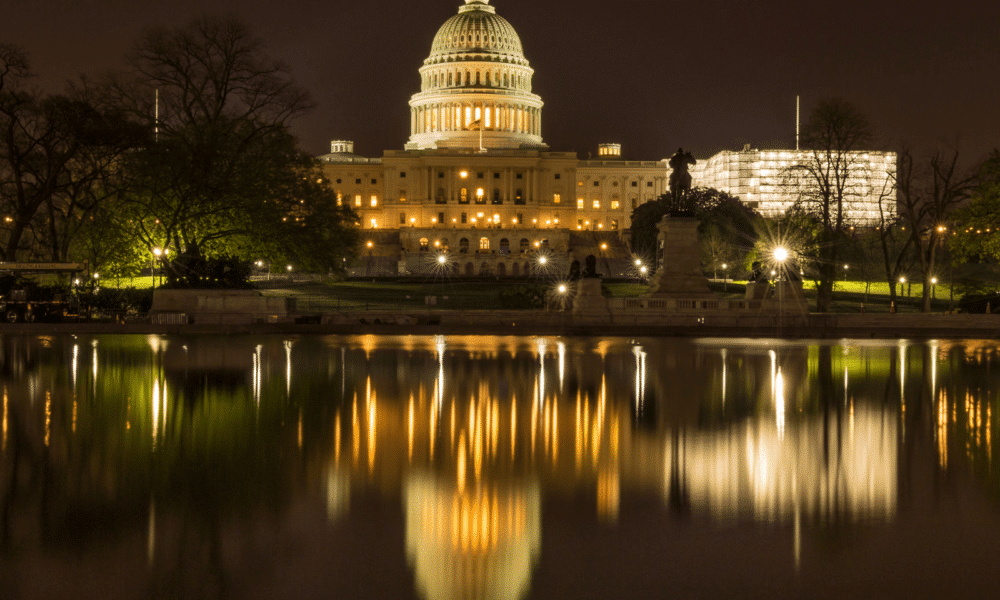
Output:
2 335 1000 599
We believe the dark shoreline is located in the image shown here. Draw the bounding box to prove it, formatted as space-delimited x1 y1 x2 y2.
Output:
3 311 999 339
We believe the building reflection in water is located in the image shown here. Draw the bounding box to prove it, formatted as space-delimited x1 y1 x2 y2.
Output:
1 335 999 598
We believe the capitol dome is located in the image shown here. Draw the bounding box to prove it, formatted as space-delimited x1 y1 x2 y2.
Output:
406 0 545 151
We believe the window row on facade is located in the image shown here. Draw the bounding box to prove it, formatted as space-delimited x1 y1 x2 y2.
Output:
412 103 540 136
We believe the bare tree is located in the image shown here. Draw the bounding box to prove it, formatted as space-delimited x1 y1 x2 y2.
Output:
896 148 977 311
789 98 876 312
103 16 321 262
0 46 135 264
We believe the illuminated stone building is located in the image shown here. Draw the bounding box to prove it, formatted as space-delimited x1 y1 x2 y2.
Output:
321 0 895 275
691 147 897 225
321 0 666 276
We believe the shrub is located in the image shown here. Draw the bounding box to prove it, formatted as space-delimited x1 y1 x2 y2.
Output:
162 255 252 289
498 284 545 309
957 292 1000 314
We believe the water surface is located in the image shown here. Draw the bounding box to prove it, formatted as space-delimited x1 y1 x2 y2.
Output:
1 334 999 599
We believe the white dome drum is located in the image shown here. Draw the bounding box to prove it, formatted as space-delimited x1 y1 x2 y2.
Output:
407 0 545 151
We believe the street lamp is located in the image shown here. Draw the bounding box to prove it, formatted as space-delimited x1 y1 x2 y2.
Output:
722 263 728 291
773 247 788 282
931 277 938 300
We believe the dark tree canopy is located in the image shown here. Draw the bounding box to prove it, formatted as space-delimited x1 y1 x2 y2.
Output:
629 187 760 267
102 16 358 273
0 45 142 264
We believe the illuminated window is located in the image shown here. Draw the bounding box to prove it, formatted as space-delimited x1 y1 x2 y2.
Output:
419 238 429 250
593 200 601 209
476 188 486 204
398 190 406 202
480 237 490 250
611 219 619 230
336 192 343 206
611 200 619 210
577 199 584 210
578 181 583 186
460 188 469 204
370 218 377 227
371 196 378 207
553 193 561 204
354 195 362 207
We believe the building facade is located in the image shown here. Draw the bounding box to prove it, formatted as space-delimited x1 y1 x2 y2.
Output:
691 147 897 225
321 0 895 276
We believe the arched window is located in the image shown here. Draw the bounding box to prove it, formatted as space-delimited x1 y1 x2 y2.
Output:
460 188 469 204
479 237 490 251
519 238 529 253
511 262 520 276
465 262 474 276
497 262 506 276
499 239 510 254
480 262 490 275
419 238 429 251
440 238 449 250
459 238 469 253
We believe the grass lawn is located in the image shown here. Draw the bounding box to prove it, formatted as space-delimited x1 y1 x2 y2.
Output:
99 275 965 314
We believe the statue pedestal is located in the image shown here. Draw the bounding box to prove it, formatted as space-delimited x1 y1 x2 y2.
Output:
645 216 714 299
775 280 808 313
573 278 608 315
745 282 772 300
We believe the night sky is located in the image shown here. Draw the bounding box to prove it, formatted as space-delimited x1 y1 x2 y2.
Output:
4 0 998 165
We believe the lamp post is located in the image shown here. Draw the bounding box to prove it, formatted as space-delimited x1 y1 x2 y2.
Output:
722 263 728 291
152 247 162 289
773 247 788 282
931 277 938 300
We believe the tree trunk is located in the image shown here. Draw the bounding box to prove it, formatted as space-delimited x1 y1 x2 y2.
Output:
815 261 836 312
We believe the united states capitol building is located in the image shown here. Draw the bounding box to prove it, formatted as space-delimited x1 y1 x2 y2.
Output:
321 0 895 276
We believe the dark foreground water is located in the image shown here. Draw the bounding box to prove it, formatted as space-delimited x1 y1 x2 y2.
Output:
1 334 999 599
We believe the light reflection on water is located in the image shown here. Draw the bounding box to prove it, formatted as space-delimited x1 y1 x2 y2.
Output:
1 335 999 599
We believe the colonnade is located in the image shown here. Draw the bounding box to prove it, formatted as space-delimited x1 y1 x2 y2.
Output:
411 102 541 137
